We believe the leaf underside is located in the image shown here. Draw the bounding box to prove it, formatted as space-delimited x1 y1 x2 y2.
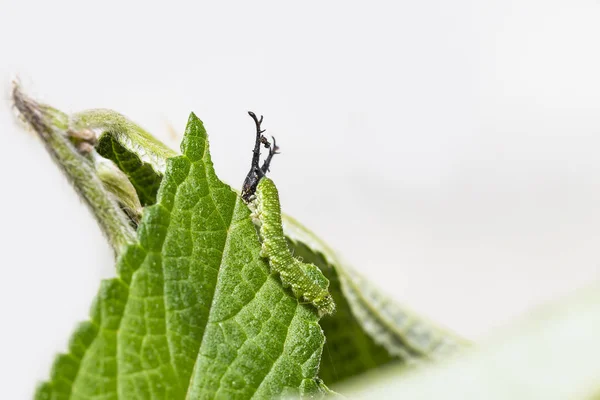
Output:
36 114 326 400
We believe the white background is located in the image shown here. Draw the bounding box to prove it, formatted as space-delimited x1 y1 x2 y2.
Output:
2 0 600 398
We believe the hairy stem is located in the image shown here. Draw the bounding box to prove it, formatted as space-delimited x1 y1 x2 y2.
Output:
12 83 136 255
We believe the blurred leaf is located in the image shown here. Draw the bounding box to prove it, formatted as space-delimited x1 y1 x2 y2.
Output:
340 281 600 399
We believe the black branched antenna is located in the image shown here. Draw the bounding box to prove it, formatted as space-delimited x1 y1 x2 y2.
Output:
241 112 279 202
261 136 279 175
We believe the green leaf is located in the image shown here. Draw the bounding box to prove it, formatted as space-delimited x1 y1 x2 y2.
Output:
36 113 327 399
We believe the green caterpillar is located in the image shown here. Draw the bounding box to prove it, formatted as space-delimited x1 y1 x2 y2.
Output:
242 112 335 316
252 177 335 316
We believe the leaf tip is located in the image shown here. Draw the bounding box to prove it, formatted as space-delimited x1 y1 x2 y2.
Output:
181 112 208 161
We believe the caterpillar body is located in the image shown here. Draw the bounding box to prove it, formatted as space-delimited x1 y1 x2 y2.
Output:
241 111 335 316
250 177 335 316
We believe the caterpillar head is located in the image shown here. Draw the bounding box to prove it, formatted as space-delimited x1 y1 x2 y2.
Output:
314 294 336 316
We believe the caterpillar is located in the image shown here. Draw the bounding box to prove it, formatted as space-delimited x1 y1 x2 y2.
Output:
242 112 335 316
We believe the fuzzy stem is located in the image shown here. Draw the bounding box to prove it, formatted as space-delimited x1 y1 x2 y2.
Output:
12 83 136 255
